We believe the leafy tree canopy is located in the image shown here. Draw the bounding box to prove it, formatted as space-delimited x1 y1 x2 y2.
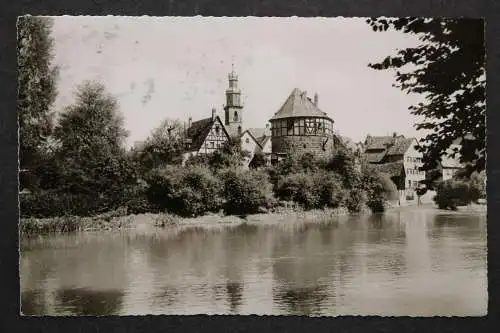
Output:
131 118 187 172
53 81 134 196
17 16 59 187
367 17 485 172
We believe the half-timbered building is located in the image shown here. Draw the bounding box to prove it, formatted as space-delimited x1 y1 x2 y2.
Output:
182 108 231 161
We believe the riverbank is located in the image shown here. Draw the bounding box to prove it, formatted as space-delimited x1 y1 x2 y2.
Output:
20 203 487 236
19 205 355 236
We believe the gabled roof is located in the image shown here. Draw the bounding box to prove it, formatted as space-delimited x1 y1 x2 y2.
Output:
363 135 417 163
247 127 270 140
186 116 228 152
257 135 271 147
270 88 331 121
372 162 405 178
240 129 262 149
364 150 387 163
386 137 417 156
365 136 395 150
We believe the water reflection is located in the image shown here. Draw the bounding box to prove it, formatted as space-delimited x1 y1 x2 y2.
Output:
20 208 487 316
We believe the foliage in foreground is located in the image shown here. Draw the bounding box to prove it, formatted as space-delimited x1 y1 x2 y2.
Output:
367 17 485 172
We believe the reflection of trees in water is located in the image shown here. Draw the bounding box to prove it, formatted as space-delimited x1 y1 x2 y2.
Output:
226 281 243 313
364 214 406 244
273 285 329 316
152 285 179 308
55 287 124 315
271 224 338 315
21 290 47 315
431 213 485 240
429 213 486 272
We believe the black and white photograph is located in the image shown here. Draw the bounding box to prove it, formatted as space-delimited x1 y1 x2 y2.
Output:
18 16 486 316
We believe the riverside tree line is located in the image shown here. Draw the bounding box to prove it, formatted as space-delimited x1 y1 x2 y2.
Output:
18 17 486 221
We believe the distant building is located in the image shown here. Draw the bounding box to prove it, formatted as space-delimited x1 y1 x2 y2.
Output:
240 127 272 167
363 133 425 203
182 108 231 162
440 143 463 181
269 88 339 162
223 65 244 137
184 68 347 167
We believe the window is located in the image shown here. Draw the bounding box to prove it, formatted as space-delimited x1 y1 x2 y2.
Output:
287 120 294 135
210 142 214 148
217 143 221 148
215 125 220 135
245 138 250 143
233 111 238 122
408 180 412 187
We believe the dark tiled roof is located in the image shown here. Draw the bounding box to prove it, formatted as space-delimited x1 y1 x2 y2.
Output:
247 127 270 139
365 150 387 163
365 136 394 150
363 136 416 163
270 88 331 121
257 135 271 147
372 162 405 178
186 116 228 152
386 138 416 155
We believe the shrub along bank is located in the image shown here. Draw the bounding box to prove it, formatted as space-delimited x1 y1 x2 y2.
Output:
20 146 398 233
433 170 486 210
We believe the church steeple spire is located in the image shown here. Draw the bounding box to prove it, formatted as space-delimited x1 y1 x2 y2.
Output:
224 62 243 136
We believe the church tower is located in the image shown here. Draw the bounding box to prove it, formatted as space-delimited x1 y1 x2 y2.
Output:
224 64 243 137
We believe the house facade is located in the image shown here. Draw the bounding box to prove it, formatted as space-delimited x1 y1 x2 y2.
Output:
182 108 231 163
440 143 463 180
363 134 425 203
240 127 272 167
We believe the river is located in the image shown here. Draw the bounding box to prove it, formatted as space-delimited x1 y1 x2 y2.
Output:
20 206 487 316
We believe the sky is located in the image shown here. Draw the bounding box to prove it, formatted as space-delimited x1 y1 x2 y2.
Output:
50 16 425 147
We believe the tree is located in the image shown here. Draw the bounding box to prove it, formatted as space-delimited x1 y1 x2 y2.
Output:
53 81 135 202
131 118 187 173
17 16 59 189
367 18 485 173
249 151 267 169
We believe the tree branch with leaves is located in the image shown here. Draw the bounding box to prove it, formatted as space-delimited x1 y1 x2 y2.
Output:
367 17 485 173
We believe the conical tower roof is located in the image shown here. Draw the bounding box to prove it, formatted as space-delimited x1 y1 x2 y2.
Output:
270 88 331 121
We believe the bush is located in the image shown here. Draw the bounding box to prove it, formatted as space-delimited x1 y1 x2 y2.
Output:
20 190 113 218
469 170 486 202
274 171 345 210
274 173 317 209
249 151 267 169
314 171 346 208
324 148 360 188
361 167 395 213
344 188 366 213
434 179 472 210
221 169 275 215
146 165 223 217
